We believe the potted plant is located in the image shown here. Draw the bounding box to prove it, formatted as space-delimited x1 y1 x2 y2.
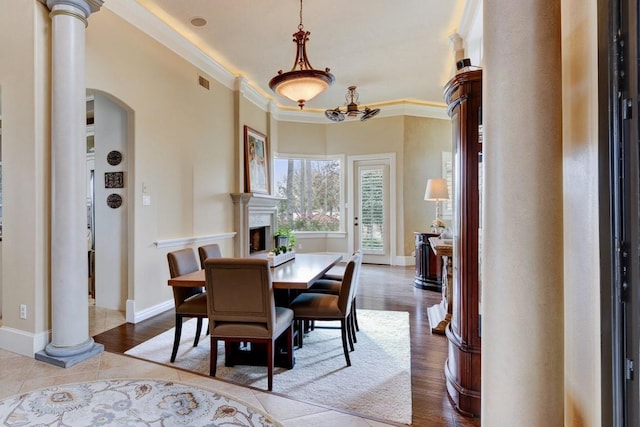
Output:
269 228 297 266
273 228 296 252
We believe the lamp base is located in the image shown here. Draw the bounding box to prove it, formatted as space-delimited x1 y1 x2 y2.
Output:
431 218 446 234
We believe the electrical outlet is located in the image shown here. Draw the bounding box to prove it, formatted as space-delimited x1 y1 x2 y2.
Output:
19 304 27 319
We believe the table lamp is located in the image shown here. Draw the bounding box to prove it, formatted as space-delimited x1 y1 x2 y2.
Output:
424 178 449 233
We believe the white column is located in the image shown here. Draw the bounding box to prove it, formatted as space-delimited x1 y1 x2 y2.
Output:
36 0 103 367
482 0 564 424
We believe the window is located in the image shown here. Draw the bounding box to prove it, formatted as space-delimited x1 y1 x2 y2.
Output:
273 156 342 232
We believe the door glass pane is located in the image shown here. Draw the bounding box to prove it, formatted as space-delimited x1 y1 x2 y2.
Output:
359 167 384 253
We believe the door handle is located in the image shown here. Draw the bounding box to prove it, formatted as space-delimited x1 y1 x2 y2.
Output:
354 216 358 226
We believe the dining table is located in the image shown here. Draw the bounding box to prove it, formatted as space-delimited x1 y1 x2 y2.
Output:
167 252 343 369
167 252 343 290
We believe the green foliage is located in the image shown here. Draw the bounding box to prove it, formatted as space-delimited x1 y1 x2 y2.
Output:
273 228 296 252
274 158 341 232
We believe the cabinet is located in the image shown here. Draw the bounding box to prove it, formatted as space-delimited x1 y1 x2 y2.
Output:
443 69 482 417
426 237 453 334
413 232 442 291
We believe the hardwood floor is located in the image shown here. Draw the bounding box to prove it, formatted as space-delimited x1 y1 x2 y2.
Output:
94 263 481 427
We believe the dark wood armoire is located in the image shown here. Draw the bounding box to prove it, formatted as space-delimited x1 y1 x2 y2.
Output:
443 68 482 417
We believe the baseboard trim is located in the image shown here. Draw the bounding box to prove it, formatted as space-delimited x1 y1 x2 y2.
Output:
126 299 173 324
0 326 51 357
394 256 416 266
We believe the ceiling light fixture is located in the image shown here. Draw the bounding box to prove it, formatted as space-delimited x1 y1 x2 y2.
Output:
324 86 381 122
269 0 334 110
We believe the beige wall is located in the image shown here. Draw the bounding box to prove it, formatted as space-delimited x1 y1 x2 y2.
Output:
0 0 51 352
403 116 452 255
561 0 601 424
86 8 237 313
277 122 327 155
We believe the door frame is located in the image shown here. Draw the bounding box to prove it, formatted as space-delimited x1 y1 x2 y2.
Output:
347 153 397 265
599 0 640 424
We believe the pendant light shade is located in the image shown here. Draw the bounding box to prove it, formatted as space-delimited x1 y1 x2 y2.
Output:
269 0 334 109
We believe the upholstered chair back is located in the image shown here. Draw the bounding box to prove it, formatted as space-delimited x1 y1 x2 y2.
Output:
167 248 202 305
204 258 276 338
198 243 222 269
337 257 357 315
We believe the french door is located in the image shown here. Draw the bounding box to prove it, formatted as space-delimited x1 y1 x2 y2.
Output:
351 156 393 264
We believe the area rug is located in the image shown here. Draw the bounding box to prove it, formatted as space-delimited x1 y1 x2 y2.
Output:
0 379 281 426
126 309 412 425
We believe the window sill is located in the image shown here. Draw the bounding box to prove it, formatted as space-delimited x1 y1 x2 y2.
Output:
294 231 346 239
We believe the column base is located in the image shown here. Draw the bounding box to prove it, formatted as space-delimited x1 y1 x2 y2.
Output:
35 340 104 368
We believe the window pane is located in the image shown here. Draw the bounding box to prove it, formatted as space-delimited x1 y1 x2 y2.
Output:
359 168 384 252
274 158 341 231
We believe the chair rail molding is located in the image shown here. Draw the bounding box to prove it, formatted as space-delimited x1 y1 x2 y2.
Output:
154 232 236 249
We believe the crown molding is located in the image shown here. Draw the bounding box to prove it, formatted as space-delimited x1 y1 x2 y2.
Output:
458 0 482 41
235 77 270 111
274 100 448 123
104 0 235 90
104 1 449 124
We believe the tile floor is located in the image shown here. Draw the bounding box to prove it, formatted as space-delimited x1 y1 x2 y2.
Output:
0 306 398 427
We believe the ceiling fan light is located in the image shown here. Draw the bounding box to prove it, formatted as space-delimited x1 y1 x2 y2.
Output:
324 86 381 122
325 108 345 122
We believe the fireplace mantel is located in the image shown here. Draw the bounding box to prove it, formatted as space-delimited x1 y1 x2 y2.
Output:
230 193 284 257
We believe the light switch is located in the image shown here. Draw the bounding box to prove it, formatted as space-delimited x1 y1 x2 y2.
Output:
142 195 151 206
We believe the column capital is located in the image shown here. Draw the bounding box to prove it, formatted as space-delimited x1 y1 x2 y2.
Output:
46 0 103 17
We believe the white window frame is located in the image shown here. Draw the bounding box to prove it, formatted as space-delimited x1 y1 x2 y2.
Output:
273 153 346 235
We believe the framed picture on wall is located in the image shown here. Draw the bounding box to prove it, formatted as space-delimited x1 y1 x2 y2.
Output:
244 126 269 194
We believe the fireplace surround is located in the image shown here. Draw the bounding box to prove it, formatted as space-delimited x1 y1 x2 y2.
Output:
230 193 284 257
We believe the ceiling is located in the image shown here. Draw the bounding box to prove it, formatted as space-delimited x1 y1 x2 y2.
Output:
131 0 467 116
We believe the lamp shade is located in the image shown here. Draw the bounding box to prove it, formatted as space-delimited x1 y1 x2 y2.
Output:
424 178 449 201
270 71 333 106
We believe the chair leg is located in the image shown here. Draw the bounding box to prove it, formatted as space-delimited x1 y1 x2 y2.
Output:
297 320 304 348
210 337 218 377
267 340 274 391
194 317 203 347
353 299 360 332
285 324 294 369
346 317 354 352
349 312 357 344
170 314 183 363
340 319 352 366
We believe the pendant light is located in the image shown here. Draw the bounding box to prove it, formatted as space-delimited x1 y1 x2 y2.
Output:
269 0 334 109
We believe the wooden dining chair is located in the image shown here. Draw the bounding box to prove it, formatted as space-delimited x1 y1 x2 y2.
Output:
307 250 363 342
197 243 222 269
289 257 357 367
204 257 294 391
167 248 209 363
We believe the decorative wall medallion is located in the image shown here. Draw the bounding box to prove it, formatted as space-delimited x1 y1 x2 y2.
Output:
107 194 122 209
107 150 123 166
105 172 124 188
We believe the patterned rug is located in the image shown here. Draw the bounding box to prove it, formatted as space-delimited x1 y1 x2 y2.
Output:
126 309 412 425
0 379 281 426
